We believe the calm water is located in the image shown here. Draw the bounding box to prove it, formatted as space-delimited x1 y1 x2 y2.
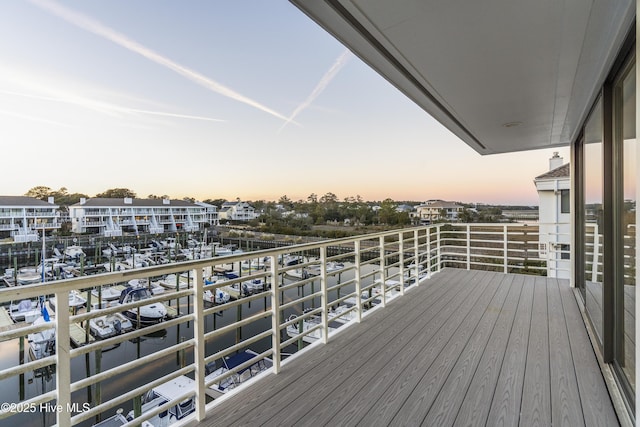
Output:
0 262 390 427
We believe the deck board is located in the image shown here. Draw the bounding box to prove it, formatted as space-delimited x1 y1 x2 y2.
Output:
448 273 524 426
194 269 619 427
548 278 584 426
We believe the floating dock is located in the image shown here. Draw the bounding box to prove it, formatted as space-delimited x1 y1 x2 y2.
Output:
0 307 21 332
70 322 95 347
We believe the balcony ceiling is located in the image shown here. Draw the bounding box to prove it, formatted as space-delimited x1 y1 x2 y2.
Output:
290 0 634 155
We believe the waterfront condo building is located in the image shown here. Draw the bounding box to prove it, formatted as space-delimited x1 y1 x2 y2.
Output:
0 196 61 243
68 197 218 237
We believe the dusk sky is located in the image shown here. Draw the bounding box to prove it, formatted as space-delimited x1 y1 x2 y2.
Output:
1 1 570 205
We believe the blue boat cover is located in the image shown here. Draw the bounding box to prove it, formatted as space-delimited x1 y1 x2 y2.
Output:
224 351 255 372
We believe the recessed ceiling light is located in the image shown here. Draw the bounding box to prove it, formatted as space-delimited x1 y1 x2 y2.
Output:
502 121 522 128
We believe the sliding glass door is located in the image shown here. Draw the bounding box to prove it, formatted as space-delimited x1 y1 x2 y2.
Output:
614 58 635 403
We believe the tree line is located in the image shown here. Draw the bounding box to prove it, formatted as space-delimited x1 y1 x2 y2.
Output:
23 186 510 228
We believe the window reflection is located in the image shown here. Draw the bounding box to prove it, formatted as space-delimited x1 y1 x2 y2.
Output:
583 98 604 345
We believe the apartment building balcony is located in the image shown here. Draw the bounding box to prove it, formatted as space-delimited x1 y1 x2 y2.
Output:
0 224 626 427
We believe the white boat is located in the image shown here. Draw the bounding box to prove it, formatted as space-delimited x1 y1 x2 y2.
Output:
91 286 122 301
36 258 68 274
28 309 55 360
123 255 151 269
156 275 185 289
241 257 268 271
326 261 345 273
286 311 337 343
64 245 85 259
101 262 131 272
129 278 165 296
16 267 42 285
125 376 196 426
329 304 358 324
285 268 313 279
203 288 231 305
212 244 243 256
9 299 42 323
88 301 134 338
90 311 133 339
119 285 168 325
204 350 272 396
204 275 240 300
49 290 87 313
241 278 266 296
281 255 303 266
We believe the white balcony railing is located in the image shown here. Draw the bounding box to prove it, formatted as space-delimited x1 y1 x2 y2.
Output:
0 223 569 427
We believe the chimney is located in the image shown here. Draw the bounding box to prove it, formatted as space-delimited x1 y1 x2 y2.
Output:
80 197 86 205
47 196 54 204
163 199 170 205
549 152 563 171
124 197 133 204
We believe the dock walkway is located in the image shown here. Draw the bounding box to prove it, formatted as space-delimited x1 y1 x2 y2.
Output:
196 268 618 426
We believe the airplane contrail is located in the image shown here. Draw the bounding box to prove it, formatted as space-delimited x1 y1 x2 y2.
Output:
0 88 225 123
278 49 352 133
0 109 72 127
28 0 293 123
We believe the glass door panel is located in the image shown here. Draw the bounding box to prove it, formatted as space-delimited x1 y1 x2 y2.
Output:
617 61 635 398
583 99 604 346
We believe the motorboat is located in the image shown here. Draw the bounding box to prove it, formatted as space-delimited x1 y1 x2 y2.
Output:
8 298 42 323
157 275 187 290
328 304 358 324
64 245 85 259
101 261 131 272
49 290 87 313
204 350 272 397
281 255 302 266
16 267 42 285
88 301 134 339
286 311 337 344
240 257 269 272
285 268 312 279
241 278 266 296
119 285 167 325
326 261 345 273
204 275 240 300
89 311 133 339
203 287 231 305
28 308 55 360
212 244 243 256
129 278 165 296
91 286 123 302
125 375 196 426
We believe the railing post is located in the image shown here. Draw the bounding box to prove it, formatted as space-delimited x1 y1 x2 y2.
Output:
270 256 281 373
466 224 471 270
379 235 386 307
414 229 420 284
503 224 508 273
427 227 432 277
436 225 441 272
399 231 405 295
355 240 362 322
319 246 329 344
194 267 206 421
56 290 71 427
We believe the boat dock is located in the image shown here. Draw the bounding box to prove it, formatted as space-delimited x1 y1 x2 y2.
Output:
0 307 20 333
70 322 95 347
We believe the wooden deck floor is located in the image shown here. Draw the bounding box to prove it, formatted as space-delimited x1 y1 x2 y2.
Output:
195 268 618 427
